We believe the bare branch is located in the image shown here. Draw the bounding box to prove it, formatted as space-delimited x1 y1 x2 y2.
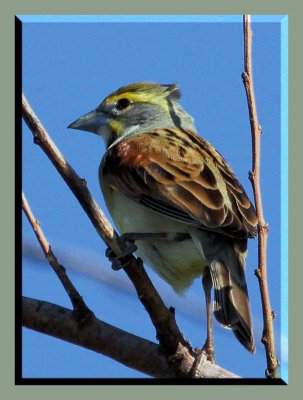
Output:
242 14 279 378
22 191 92 320
23 93 225 377
22 94 185 353
22 297 174 378
22 297 239 379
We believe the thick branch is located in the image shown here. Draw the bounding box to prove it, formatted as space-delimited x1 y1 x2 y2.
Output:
22 297 238 378
22 297 174 378
242 15 279 378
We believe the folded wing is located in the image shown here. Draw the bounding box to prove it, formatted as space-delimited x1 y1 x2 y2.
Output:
102 127 258 239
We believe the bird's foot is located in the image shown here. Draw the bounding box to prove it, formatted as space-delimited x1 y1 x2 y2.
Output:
201 342 215 364
105 233 138 271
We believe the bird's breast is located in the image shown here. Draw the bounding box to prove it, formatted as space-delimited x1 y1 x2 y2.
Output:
100 174 208 292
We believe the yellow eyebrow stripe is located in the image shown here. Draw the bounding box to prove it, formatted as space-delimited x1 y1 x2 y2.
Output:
104 92 170 112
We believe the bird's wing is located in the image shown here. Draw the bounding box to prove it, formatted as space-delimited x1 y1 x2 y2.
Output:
102 127 258 239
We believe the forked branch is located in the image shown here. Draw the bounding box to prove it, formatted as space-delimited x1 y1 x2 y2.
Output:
22 191 92 321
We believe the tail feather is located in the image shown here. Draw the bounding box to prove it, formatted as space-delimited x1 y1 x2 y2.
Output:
209 242 255 353
210 260 254 352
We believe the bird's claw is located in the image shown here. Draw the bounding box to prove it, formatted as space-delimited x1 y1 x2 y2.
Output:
105 234 138 271
189 348 208 378
189 346 215 377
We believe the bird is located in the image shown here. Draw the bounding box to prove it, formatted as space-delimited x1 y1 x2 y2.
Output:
68 81 258 360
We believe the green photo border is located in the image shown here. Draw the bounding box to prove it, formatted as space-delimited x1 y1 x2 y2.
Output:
1 0 299 399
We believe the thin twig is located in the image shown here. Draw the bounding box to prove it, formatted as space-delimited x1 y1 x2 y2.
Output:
22 297 239 378
22 192 92 321
242 14 279 378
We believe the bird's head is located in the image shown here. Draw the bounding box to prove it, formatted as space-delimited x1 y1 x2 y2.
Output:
68 82 195 148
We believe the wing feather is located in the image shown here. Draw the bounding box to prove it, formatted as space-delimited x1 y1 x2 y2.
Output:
102 128 258 238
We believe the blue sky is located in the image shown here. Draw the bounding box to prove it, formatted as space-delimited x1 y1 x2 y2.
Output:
21 15 287 379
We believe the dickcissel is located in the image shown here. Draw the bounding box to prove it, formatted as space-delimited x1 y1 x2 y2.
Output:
69 82 258 358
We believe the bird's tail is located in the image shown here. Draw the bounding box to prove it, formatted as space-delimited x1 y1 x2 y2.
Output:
209 239 255 353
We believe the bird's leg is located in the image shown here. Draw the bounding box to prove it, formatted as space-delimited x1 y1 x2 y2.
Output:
191 268 215 377
188 268 216 377
201 267 215 363
106 232 187 270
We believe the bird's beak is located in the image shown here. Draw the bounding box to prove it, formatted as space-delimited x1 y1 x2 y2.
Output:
68 109 108 135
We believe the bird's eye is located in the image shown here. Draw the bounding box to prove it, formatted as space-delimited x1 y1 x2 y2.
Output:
116 98 131 111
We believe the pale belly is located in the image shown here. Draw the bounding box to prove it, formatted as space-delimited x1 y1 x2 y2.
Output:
103 186 208 293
